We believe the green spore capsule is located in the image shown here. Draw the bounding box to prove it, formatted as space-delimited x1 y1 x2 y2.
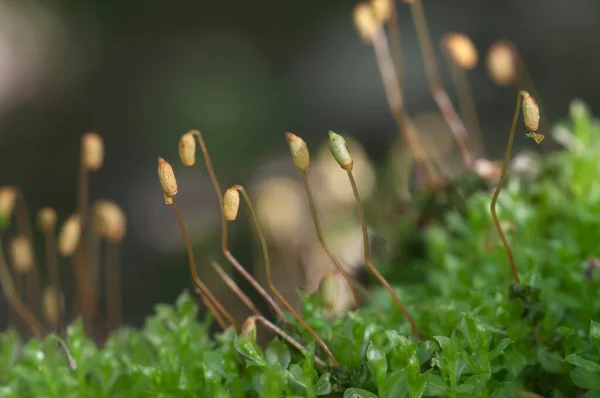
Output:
328 131 354 171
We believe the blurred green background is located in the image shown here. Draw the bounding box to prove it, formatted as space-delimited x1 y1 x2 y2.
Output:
0 0 599 328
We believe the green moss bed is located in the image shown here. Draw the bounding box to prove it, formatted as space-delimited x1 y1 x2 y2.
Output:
2 103 600 397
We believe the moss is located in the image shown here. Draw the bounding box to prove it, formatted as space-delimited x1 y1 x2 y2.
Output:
1 104 600 397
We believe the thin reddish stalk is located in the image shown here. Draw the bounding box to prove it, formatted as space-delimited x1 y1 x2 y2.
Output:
447 62 485 158
14 190 41 318
490 93 522 285
192 131 287 322
0 244 44 338
299 171 360 309
387 0 404 92
210 259 263 316
171 197 240 332
370 27 442 188
409 0 473 167
234 184 339 367
346 171 421 339
43 225 63 333
255 315 327 368
194 287 228 331
86 229 102 299
105 241 122 331
73 152 98 331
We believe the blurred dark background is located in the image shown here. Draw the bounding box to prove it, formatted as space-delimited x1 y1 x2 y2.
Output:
0 0 599 328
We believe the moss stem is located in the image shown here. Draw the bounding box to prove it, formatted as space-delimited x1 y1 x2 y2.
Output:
210 259 263 316
233 184 340 367
490 93 522 285
105 241 122 332
14 190 41 320
447 60 484 158
387 0 404 93
192 131 287 322
346 170 421 339
370 25 442 188
0 242 44 338
409 0 473 167
194 287 228 331
299 171 360 309
73 143 98 332
171 197 240 332
43 224 62 333
254 315 327 368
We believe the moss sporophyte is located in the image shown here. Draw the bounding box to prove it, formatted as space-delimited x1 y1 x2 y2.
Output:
1 132 126 343
2 1 599 396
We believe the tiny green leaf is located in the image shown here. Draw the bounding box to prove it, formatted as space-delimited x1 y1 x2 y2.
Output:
503 346 528 378
315 373 332 396
203 351 227 381
591 320 600 355
417 340 438 364
289 364 307 390
258 365 287 398
343 388 379 398
424 373 448 396
537 347 569 374
564 354 600 373
525 132 544 144
366 341 387 392
265 339 291 369
489 338 513 360
332 336 361 368
383 368 409 398
570 367 600 391
235 335 266 368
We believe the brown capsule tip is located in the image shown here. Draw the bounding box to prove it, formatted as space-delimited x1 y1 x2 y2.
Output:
0 186 17 217
520 91 540 132
353 3 379 43
284 132 295 144
42 285 64 326
370 0 392 23
10 235 34 274
178 131 197 166
486 40 520 87
285 132 311 171
82 132 104 171
58 215 82 256
37 207 57 232
158 157 178 198
223 188 240 221
443 32 478 70
241 316 258 340
92 200 127 243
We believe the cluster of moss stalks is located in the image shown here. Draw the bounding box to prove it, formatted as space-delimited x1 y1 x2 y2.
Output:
2 102 600 397
3 0 600 397
0 132 126 344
